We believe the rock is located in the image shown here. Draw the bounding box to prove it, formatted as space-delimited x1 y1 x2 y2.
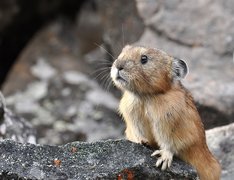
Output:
0 0 85 85
75 0 103 55
96 0 145 57
0 0 18 33
2 20 124 145
147 0 234 55
0 94 4 121
206 123 234 180
0 139 198 179
0 0 84 34
135 0 234 128
135 0 160 22
0 92 36 144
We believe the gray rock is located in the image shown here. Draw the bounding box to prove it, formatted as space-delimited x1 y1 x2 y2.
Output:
0 0 18 33
147 0 234 55
96 0 145 57
0 92 36 144
0 139 198 179
75 0 103 55
2 20 124 145
0 0 85 84
206 123 234 180
136 0 160 22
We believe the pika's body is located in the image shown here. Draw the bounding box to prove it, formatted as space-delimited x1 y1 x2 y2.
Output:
111 45 221 180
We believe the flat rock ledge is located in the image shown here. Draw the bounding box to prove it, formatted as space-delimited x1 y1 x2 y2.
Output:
0 139 197 180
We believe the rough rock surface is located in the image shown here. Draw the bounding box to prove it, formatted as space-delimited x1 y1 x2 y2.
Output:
0 92 36 144
0 139 197 179
206 123 234 180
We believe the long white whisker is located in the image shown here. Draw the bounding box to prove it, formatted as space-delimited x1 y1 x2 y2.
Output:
94 43 115 59
122 24 125 48
91 67 110 74
102 74 112 91
93 69 110 80
106 77 113 92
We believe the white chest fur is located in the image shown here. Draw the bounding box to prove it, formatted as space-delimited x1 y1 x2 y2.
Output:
145 100 177 153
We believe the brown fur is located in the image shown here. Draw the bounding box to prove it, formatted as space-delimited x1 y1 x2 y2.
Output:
111 45 221 180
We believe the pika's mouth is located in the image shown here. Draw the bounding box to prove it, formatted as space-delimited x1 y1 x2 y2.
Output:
116 74 127 83
111 66 128 86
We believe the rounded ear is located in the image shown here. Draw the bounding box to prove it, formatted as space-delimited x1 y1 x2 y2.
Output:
172 58 188 80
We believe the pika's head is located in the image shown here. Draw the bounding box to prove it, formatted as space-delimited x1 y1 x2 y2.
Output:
111 45 188 94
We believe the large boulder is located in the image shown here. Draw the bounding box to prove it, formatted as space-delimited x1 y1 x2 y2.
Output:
0 139 197 179
206 123 234 180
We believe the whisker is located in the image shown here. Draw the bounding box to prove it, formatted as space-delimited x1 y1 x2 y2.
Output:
99 73 108 88
92 69 110 80
93 72 109 80
88 58 112 64
102 73 112 91
106 77 113 92
93 66 111 72
91 66 111 74
122 24 125 48
87 45 115 91
99 69 109 80
97 63 113 67
94 43 115 60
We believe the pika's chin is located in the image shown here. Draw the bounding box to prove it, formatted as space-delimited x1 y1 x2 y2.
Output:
111 66 128 89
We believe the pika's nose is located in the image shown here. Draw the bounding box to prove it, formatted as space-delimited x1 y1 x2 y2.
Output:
116 61 125 71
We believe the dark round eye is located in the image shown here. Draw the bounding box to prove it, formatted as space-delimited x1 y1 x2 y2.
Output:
141 55 148 64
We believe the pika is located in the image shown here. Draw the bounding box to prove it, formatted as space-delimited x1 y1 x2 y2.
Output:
111 45 221 180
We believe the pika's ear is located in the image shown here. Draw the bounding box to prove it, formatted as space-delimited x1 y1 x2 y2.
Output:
172 58 188 80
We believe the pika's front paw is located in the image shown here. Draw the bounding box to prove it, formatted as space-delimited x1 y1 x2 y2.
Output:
151 149 173 171
141 140 151 148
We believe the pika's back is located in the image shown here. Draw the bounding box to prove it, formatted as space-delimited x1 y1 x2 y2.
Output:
111 45 188 95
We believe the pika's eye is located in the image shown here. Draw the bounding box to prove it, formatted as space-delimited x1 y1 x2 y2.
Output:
141 55 148 64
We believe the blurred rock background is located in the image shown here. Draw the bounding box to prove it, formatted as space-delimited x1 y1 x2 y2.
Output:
0 0 233 179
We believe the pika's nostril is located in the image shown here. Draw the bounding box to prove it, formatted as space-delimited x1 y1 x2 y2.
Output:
118 67 124 71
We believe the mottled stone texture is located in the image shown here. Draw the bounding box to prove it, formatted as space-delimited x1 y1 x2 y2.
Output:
206 123 234 180
0 92 36 144
0 139 197 179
